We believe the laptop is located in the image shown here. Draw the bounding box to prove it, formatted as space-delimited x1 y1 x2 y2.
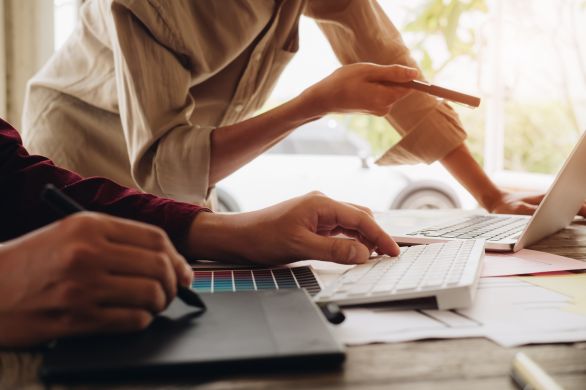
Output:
41 289 344 383
386 130 586 252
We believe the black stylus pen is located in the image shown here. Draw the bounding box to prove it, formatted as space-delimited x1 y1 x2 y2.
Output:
41 184 206 311
318 302 345 325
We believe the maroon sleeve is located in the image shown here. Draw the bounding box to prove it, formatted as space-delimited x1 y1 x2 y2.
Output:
0 119 207 247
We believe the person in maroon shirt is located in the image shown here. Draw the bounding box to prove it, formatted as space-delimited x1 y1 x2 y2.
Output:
0 118 400 347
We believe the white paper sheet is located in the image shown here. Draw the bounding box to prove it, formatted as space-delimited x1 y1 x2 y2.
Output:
481 249 586 277
333 277 586 347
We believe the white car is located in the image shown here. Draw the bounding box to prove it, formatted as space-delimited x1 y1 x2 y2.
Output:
216 118 476 212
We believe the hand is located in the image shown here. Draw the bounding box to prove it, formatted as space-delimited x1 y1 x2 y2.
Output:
0 213 193 348
187 192 400 265
440 145 586 217
490 191 586 217
300 63 419 117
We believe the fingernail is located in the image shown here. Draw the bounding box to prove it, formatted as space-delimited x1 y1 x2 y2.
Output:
184 265 193 285
406 67 418 77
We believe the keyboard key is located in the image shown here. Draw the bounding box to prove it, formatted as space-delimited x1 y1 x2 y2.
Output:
315 240 484 310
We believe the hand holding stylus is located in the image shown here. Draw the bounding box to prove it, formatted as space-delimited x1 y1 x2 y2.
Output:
0 210 194 347
300 63 420 117
383 79 481 108
41 184 206 311
300 63 479 123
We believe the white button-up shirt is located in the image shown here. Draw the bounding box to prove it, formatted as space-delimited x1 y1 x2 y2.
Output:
22 0 467 206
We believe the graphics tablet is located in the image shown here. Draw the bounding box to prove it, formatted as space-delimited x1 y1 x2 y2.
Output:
41 289 344 382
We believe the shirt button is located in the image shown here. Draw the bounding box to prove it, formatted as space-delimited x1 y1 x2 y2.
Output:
234 104 243 113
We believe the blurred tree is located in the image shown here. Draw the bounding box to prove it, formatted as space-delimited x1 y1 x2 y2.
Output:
403 0 487 78
501 0 586 173
347 0 586 176
346 0 488 160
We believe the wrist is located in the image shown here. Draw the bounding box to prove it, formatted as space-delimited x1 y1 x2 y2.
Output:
296 87 328 121
185 212 251 263
479 187 506 213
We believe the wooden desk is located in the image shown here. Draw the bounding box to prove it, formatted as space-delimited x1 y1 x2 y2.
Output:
2 221 585 389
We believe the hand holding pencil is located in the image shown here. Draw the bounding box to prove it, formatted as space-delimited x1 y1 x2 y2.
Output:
383 79 481 108
300 63 480 122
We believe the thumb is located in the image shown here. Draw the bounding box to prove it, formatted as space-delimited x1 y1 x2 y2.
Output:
368 64 419 83
302 233 371 265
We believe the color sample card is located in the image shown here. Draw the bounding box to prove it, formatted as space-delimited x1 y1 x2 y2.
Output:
191 266 321 296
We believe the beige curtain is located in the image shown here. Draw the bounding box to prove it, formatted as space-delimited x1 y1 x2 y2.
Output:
0 0 54 128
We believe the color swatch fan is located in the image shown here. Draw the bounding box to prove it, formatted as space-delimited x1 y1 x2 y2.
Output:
191 266 322 296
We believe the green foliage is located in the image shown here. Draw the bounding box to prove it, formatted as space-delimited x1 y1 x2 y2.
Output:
344 0 582 177
403 0 488 77
345 0 489 161
339 114 401 157
503 102 579 174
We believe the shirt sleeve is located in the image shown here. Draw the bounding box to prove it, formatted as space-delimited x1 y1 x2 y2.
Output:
304 0 467 165
107 1 214 203
0 119 206 247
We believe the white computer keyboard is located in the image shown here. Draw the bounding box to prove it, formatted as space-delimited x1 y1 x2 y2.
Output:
314 240 485 310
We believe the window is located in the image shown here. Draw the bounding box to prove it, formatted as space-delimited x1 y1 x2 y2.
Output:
49 1 586 210
494 0 586 188
265 0 586 191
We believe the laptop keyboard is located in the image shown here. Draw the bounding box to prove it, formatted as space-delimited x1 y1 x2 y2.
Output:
407 215 527 241
315 240 484 309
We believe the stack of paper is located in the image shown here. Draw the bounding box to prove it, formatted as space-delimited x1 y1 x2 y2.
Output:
464 276 586 346
334 276 586 347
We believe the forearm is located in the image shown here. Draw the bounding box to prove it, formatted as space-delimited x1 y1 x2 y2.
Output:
440 143 503 211
209 94 323 185
208 63 418 185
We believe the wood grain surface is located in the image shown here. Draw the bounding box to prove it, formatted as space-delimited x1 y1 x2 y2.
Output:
2 220 585 390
